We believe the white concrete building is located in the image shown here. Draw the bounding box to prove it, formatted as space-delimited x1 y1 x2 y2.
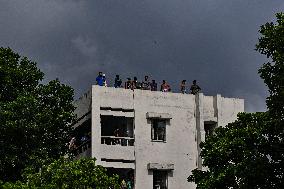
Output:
73 85 244 189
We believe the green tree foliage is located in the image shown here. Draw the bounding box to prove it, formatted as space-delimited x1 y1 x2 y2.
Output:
256 13 284 118
0 47 75 181
188 13 284 188
188 113 282 188
1 158 120 189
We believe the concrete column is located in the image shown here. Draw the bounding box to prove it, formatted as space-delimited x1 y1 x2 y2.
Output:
91 86 102 164
195 93 204 170
214 94 222 127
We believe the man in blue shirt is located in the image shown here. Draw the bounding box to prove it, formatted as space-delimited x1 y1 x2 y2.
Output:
96 72 104 86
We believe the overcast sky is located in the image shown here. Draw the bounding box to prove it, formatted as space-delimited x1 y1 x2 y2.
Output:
1 0 283 112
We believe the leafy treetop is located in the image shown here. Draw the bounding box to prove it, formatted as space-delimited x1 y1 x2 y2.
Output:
0 47 75 182
189 13 284 189
1 158 120 189
256 12 284 119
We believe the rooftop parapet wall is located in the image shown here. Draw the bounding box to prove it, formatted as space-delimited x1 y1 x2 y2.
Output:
74 86 244 120
88 85 244 113
92 86 134 110
216 95 244 127
203 95 244 125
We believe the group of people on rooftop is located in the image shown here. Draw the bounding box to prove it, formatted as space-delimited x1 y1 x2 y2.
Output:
96 72 201 95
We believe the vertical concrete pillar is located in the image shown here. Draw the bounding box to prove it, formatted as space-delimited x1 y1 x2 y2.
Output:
214 94 222 127
91 86 102 164
195 93 205 170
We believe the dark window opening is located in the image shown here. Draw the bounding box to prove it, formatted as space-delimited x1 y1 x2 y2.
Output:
100 107 134 112
70 118 91 155
101 158 135 163
153 170 168 189
152 119 166 142
101 115 134 146
204 122 217 138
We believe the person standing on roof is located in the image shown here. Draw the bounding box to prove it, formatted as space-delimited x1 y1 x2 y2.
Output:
150 80 157 91
161 80 171 92
102 74 107 87
132 77 141 90
96 72 104 86
142 76 151 90
114 75 122 88
125 78 132 89
190 80 201 94
180 80 187 94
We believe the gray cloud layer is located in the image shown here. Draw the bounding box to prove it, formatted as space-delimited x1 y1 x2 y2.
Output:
1 0 284 112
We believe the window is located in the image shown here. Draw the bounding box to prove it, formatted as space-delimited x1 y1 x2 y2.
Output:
152 119 166 142
100 115 134 146
153 170 168 189
204 122 217 139
101 115 134 137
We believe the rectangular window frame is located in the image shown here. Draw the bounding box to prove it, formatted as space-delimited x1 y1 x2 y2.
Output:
153 170 168 189
151 119 167 142
204 121 217 139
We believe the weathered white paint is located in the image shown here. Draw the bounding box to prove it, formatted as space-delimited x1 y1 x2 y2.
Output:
74 85 244 189
147 163 174 170
100 144 135 161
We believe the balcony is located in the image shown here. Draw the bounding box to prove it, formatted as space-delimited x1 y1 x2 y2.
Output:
71 118 92 158
101 136 134 146
100 114 135 162
74 139 91 158
100 137 135 161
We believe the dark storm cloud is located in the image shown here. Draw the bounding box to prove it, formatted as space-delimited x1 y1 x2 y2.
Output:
0 0 284 112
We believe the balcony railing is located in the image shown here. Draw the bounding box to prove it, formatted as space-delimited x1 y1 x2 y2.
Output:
101 136 134 146
73 139 91 155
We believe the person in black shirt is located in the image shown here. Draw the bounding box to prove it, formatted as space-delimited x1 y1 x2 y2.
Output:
125 78 132 89
142 76 151 90
150 80 157 91
114 75 122 88
190 80 201 94
132 77 141 89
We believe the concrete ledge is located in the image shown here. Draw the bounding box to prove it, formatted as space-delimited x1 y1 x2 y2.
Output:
146 112 172 119
147 163 174 170
100 110 134 117
100 161 135 169
204 117 217 123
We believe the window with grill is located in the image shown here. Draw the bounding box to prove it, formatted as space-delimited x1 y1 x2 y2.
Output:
151 119 166 142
